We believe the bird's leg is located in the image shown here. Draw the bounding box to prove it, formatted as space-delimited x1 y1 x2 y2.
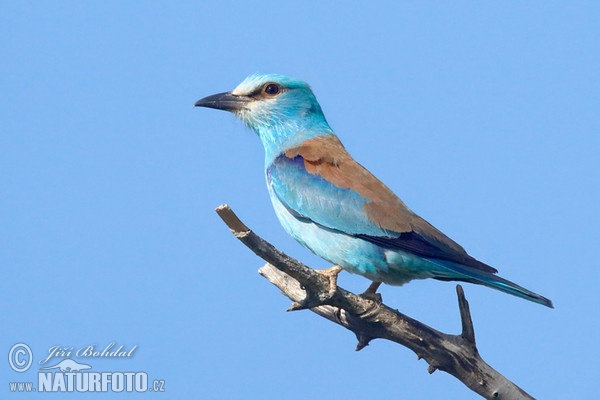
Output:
315 264 343 297
361 281 382 302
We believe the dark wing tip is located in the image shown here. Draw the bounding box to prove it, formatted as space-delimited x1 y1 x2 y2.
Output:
357 231 498 274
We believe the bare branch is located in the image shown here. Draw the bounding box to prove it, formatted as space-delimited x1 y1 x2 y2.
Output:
216 204 536 400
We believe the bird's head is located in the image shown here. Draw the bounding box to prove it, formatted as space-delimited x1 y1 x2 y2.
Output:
195 74 333 162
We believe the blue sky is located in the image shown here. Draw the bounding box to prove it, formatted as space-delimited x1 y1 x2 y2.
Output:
1 2 598 398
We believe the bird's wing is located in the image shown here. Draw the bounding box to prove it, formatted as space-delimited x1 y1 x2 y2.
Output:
267 134 497 273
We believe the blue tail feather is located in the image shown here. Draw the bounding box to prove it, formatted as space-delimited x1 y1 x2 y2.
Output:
429 259 553 308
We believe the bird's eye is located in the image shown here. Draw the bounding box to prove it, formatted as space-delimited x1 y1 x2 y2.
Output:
263 83 281 96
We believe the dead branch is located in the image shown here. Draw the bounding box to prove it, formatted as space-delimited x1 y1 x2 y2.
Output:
215 204 536 400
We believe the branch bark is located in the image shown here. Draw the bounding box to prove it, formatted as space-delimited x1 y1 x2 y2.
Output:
215 204 535 400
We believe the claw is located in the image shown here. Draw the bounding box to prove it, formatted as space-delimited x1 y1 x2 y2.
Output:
288 265 343 311
316 265 343 296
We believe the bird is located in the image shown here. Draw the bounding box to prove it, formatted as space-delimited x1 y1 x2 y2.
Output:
195 73 553 308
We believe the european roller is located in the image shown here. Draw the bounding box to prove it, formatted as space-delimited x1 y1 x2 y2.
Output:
195 74 553 308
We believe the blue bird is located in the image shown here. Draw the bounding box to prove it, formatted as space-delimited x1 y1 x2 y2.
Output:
195 74 553 308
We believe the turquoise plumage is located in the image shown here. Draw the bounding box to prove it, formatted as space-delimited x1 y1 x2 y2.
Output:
195 74 553 308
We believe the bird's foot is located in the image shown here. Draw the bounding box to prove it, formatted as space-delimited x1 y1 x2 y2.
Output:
360 281 382 303
316 264 343 296
288 265 343 312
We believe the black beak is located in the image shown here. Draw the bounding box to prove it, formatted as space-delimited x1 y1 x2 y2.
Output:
194 92 252 112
